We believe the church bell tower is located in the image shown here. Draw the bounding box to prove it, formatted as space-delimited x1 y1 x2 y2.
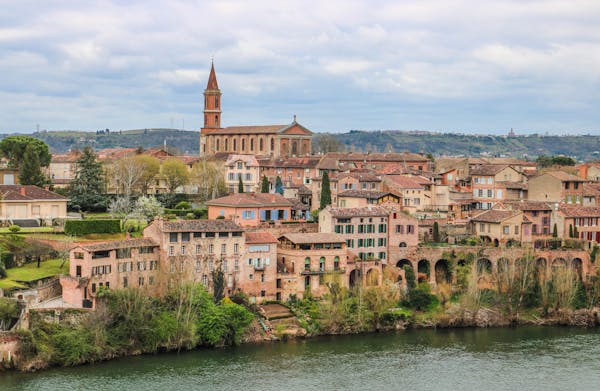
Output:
203 61 222 129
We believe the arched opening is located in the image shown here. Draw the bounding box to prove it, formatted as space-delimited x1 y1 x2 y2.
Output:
334 256 340 270
536 257 547 276
497 257 510 274
476 258 493 276
319 257 325 272
366 268 379 286
271 138 275 151
435 259 451 284
233 139 237 151
292 141 298 156
241 138 246 151
399 242 407 248
215 115 219 127
571 258 583 280
349 269 361 287
396 259 413 270
216 139 220 151
304 257 311 272
552 257 567 270
418 259 430 282
493 238 499 247
225 139 229 151
250 138 254 151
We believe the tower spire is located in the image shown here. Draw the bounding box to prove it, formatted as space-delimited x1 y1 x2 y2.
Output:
203 60 222 129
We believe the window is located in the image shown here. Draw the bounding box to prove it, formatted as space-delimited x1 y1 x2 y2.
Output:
235 260 239 271
319 257 325 271
202 275 208 285
149 260 158 270
487 177 493 184
260 274 265 282
181 232 190 242
196 245 202 255
149 276 154 285
123 277 128 288
209 244 214 254
514 225 519 235
237 162 243 170
396 225 404 234
181 245 186 255
221 244 226 254
259 138 264 151
406 225 415 234
234 243 239 254
304 257 310 271
223 260 228 273
169 233 178 243
487 189 493 198
503 226 509 234
138 277 144 286
480 223 485 232
137 261 146 271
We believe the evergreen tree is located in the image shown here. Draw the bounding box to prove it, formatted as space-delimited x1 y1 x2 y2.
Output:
320 171 331 209
238 175 244 193
574 226 579 238
19 144 47 186
553 223 558 238
569 224 574 238
69 147 107 212
432 222 440 242
275 176 283 195
212 265 225 303
261 175 269 193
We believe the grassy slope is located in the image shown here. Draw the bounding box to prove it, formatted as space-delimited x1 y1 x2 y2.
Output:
0 259 69 290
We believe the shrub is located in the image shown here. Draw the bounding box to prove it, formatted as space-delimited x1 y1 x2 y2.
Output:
402 283 438 311
8 225 21 233
64 219 121 236
174 201 192 210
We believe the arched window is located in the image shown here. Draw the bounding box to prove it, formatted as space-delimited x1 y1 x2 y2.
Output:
225 139 229 151
399 242 407 248
334 256 340 270
215 96 219 108
259 138 264 151
216 139 220 151
319 257 325 271
292 141 298 156
271 138 275 151
304 257 311 271
233 139 237 151
241 138 245 151
250 138 254 151
214 115 219 127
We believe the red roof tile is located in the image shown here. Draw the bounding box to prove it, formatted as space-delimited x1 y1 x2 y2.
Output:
245 231 278 244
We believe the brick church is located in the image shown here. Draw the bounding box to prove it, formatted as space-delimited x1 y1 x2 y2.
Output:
199 63 313 159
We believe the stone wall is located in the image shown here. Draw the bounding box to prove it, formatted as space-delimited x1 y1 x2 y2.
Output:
246 223 318 237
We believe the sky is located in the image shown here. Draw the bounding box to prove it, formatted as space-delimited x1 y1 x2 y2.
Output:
0 0 599 135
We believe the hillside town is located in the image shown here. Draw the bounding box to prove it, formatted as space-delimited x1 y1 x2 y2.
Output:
1 63 599 306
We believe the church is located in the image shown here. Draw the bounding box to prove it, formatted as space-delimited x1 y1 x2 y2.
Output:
199 63 313 159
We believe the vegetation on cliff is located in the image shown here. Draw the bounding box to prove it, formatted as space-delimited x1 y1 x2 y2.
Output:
18 284 254 369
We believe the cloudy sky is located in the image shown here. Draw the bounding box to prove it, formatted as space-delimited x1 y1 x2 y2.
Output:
1 0 599 134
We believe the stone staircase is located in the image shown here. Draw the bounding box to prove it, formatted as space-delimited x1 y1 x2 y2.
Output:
259 304 306 338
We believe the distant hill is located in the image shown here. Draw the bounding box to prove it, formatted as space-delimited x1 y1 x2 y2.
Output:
334 130 600 161
0 128 200 155
1 128 599 160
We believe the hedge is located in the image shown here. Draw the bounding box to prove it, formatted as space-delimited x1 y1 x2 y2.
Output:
64 219 122 236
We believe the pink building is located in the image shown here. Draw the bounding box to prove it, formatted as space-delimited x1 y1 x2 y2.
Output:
239 232 278 303
206 193 294 227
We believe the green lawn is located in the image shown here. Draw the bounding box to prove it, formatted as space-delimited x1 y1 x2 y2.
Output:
0 259 69 291
0 227 55 234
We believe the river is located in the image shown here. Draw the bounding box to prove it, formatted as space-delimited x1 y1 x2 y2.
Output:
2 326 600 390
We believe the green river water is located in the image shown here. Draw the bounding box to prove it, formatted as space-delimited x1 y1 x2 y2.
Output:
2 326 600 391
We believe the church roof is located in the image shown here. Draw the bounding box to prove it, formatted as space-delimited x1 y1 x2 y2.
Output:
205 121 313 136
206 62 219 90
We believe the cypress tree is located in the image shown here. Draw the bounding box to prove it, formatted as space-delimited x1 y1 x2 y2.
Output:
261 175 269 193
275 176 283 195
238 175 244 193
553 223 558 238
320 171 331 209
432 221 440 242
569 224 573 238
574 225 579 239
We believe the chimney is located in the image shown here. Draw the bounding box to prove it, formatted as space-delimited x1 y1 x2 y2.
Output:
20 187 26 196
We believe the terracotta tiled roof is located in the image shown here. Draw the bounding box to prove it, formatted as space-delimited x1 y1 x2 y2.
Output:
0 185 68 201
77 238 158 252
206 193 292 208
324 152 429 163
51 151 82 163
558 204 600 217
470 164 510 176
326 205 389 218
245 231 278 244
504 200 552 211
471 209 520 223
297 184 312 195
279 233 345 244
338 190 386 199
543 171 585 182
288 198 310 210
209 125 288 135
583 182 600 197
384 175 425 189
259 157 320 169
161 219 243 232
337 171 381 182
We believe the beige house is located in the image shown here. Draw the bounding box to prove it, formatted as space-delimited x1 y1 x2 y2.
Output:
0 185 68 225
471 209 532 246
224 154 260 193
528 171 586 204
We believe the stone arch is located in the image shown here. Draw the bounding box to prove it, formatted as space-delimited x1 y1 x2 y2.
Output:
497 257 510 275
418 259 430 282
366 268 379 286
435 259 451 284
536 257 547 275
399 242 407 248
552 257 567 269
396 259 413 270
349 269 361 287
493 238 499 247
476 258 493 276
571 258 583 279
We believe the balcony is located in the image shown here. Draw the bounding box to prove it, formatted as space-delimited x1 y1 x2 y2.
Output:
300 268 345 275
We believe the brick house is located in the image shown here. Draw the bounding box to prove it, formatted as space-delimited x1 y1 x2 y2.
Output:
239 232 278 303
471 209 532 246
528 171 586 204
206 193 293 226
554 204 600 242
224 154 260 193
470 165 526 210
